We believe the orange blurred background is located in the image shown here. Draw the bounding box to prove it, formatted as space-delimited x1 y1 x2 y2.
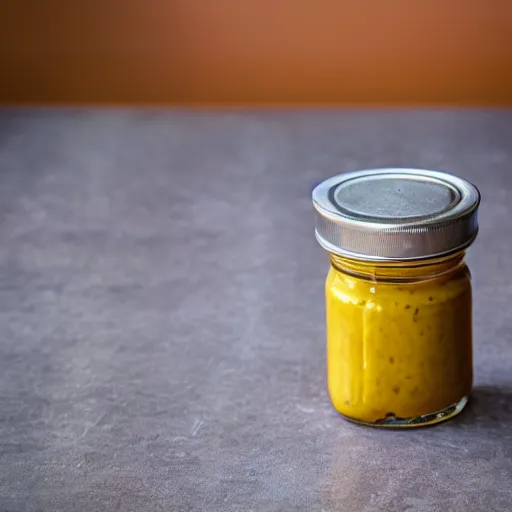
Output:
1 0 512 105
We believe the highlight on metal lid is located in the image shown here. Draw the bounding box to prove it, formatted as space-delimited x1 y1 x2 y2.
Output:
312 168 481 261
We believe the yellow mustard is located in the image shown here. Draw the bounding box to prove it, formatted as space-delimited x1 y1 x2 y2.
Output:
313 168 480 427
326 254 472 425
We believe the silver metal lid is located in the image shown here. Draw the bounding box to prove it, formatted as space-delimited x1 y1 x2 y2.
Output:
312 168 480 261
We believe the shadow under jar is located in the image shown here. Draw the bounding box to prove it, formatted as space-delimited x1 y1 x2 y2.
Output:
312 168 481 428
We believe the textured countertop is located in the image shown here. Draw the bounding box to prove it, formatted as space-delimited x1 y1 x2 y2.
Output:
0 109 511 512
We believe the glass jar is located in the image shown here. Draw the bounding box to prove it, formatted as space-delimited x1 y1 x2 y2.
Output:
312 168 480 427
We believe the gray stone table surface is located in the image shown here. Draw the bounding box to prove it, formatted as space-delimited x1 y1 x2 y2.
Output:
0 108 511 512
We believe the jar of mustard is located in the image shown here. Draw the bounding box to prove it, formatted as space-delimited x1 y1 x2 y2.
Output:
312 168 480 427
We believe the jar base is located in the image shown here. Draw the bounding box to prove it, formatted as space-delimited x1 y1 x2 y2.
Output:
342 395 469 428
